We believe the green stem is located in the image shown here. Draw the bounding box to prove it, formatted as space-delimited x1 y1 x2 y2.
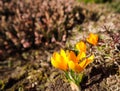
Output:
65 71 83 91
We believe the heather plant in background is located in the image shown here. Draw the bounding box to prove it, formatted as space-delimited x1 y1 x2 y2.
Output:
51 33 98 90
0 0 87 60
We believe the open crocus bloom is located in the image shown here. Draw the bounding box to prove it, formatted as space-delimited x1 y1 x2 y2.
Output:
79 55 94 69
86 33 98 46
68 51 94 72
51 49 94 72
51 49 68 71
68 61 84 72
76 41 86 52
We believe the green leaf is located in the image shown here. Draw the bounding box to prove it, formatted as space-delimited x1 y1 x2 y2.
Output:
77 73 84 83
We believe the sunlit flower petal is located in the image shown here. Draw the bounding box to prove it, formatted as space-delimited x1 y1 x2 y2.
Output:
60 49 69 63
60 49 66 58
51 57 58 68
59 56 68 71
77 52 86 61
68 51 78 63
83 55 94 68
51 52 61 69
68 61 83 72
76 41 86 52
79 55 94 69
86 33 98 45
68 61 75 70
51 50 68 71
53 52 61 62
68 51 94 72
74 63 84 72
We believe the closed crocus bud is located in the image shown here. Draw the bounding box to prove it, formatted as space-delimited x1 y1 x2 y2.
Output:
86 33 98 46
76 41 86 53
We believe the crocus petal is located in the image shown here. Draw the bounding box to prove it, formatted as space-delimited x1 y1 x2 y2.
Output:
86 33 98 45
79 55 94 69
68 61 83 72
79 59 87 69
51 51 68 71
51 57 59 68
60 49 66 58
51 55 68 71
59 56 68 71
74 63 84 72
54 52 62 65
68 51 78 63
76 41 86 52
68 61 75 70
51 52 61 68
60 49 69 63
77 52 86 61
84 55 94 68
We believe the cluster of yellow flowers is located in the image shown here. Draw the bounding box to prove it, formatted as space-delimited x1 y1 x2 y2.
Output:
51 33 98 72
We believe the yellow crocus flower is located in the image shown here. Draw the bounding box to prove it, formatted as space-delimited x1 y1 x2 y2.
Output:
76 41 86 52
77 52 86 61
86 33 98 46
79 55 94 69
68 51 78 63
60 49 69 62
51 49 94 72
68 51 85 72
68 61 83 72
68 51 94 72
51 49 68 71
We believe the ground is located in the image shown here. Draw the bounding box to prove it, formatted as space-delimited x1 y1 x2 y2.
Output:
0 1 120 91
